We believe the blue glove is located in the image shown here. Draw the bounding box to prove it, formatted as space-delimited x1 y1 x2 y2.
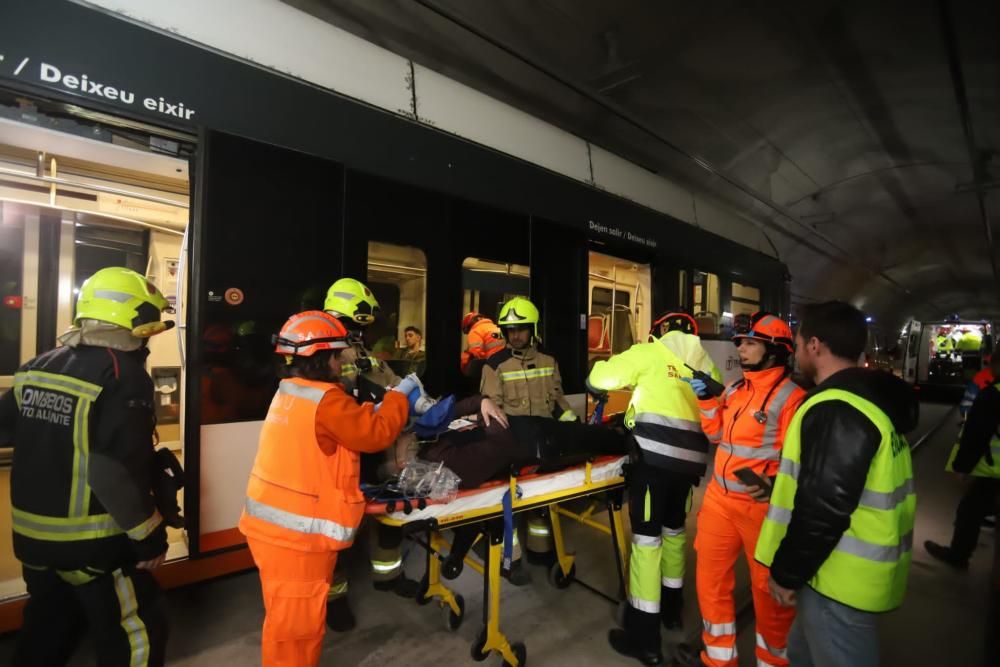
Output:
682 377 710 399
391 373 421 397
406 386 425 413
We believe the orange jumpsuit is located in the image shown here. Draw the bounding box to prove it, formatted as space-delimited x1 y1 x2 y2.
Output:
239 378 407 666
695 366 804 666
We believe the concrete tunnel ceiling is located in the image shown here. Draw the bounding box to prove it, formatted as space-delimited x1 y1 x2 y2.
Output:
284 0 1000 331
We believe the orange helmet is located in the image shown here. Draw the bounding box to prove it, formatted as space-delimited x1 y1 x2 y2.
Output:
732 312 793 352
461 311 482 334
650 311 698 337
273 311 350 357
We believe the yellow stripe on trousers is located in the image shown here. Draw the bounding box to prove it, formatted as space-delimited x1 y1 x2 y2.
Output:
113 570 150 667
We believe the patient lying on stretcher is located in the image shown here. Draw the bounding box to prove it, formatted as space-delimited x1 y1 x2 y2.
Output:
416 394 627 489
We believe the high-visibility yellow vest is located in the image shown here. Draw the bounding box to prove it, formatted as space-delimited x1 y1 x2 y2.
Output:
946 381 1000 478
755 388 916 612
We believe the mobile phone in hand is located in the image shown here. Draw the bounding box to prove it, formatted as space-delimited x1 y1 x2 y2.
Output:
732 466 771 489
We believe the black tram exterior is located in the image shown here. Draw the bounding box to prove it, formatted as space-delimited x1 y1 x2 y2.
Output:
0 1 788 558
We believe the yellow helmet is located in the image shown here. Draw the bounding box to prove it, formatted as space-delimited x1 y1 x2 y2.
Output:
323 278 379 326
498 296 539 337
75 267 172 337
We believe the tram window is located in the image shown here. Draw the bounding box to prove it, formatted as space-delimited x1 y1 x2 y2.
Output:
692 271 721 335
729 280 760 327
0 207 25 376
461 257 530 323
367 242 427 377
588 251 651 364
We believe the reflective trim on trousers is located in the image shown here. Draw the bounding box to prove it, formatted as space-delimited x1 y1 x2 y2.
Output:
858 478 915 510
634 435 708 464
661 576 683 589
244 497 356 543
628 595 660 614
370 558 402 574
633 533 661 547
704 644 738 662
113 569 150 667
718 442 779 461
634 412 703 432
703 619 736 636
277 380 326 404
756 632 788 660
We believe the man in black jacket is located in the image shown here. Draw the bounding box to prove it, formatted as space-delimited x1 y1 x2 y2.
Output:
924 379 1000 568
0 267 174 667
759 301 918 667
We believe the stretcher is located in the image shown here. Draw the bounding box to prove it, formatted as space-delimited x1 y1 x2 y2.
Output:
366 454 630 667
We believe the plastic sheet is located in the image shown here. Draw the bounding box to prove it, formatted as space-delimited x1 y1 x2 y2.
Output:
398 459 461 502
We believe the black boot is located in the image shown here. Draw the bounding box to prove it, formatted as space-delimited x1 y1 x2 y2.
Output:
503 561 532 586
660 586 683 630
325 596 356 632
373 573 421 598
924 540 969 570
608 628 664 666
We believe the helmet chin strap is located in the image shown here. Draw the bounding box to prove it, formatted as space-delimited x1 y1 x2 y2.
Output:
740 349 776 372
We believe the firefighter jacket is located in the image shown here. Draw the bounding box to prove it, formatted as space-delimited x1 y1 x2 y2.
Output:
698 366 804 496
239 378 408 552
481 344 573 419
948 382 1000 477
588 331 719 477
461 319 504 373
0 345 166 571
340 340 400 397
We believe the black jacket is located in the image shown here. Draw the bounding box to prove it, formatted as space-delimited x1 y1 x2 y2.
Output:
768 367 918 591
952 384 1000 473
0 344 166 570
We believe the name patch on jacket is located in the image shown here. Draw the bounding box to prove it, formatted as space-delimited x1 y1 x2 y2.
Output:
19 387 74 427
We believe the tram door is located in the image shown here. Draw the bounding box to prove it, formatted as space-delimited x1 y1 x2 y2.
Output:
587 251 651 415
0 109 191 599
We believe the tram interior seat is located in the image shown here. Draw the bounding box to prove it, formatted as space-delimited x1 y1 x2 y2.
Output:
695 311 720 336
588 315 610 353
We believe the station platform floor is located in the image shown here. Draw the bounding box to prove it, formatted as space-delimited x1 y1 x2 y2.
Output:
0 399 991 666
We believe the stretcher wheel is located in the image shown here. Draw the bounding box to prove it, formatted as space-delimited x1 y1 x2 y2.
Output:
502 642 527 667
471 629 489 662
416 575 432 606
547 562 575 589
443 594 465 631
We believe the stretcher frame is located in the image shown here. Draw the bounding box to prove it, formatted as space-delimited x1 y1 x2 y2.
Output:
371 457 629 667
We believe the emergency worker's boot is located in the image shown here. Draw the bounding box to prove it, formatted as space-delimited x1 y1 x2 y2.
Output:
502 560 532 586
924 540 970 570
660 586 683 630
373 573 421 598
326 596 356 632
607 629 664 666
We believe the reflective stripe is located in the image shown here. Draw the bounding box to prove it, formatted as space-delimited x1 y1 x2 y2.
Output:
113 569 150 667
126 511 163 541
277 381 327 404
661 576 683 588
714 474 752 494
12 508 124 541
661 526 685 538
244 497 356 543
284 314 337 337
718 442 780 461
70 397 91 517
700 406 718 419
756 632 788 660
703 619 736 636
778 458 800 479
760 379 799 450
328 580 349 598
371 558 403 574
500 367 554 382
628 595 660 613
705 644 738 661
835 530 913 563
13 370 102 400
632 533 661 548
528 525 551 536
706 429 723 442
634 435 708 464
765 505 793 525
332 291 356 301
93 288 135 304
634 412 703 432
858 479 915 510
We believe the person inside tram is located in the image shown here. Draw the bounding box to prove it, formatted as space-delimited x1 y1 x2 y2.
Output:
393 325 426 376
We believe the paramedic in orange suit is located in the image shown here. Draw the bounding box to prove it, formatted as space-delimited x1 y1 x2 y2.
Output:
688 313 804 666
238 311 409 666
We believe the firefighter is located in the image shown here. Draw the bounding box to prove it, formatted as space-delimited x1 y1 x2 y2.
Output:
588 311 721 666
239 311 410 666
481 296 578 570
322 277 420 630
0 267 175 666
690 312 804 666
461 311 505 376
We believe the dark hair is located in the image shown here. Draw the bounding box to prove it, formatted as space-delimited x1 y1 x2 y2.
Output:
404 326 422 336
798 301 866 361
278 349 339 381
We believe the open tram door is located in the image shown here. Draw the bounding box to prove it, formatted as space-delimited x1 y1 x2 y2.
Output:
902 320 923 384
